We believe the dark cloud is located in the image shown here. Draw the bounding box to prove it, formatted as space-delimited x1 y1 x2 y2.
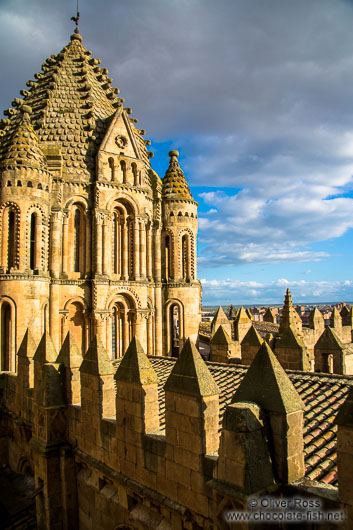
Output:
2 0 353 282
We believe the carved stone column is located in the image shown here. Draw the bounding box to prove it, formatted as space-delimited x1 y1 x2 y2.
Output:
146 223 152 280
62 211 69 275
154 224 161 282
140 220 146 279
102 215 110 276
50 210 62 279
95 214 103 275
133 218 140 280
122 218 128 280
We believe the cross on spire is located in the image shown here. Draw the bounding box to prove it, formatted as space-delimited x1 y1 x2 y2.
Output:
71 0 80 32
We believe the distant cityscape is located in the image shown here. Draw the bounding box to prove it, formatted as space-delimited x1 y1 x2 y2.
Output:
202 302 352 326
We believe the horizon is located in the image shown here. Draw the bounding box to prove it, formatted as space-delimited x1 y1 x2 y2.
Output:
1 1 353 304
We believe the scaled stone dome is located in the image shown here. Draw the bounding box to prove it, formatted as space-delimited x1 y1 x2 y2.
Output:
0 31 152 182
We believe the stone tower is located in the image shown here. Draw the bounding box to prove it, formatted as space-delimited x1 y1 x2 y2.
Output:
0 30 201 368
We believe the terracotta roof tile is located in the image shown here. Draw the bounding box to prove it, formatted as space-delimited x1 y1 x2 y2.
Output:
138 357 353 486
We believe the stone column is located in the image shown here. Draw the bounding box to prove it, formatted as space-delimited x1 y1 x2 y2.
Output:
122 218 128 280
62 212 69 275
123 311 129 355
147 312 153 356
49 283 60 353
139 220 146 279
50 210 62 278
85 212 91 276
95 214 102 275
102 215 109 275
154 287 162 356
133 218 140 280
154 225 161 282
146 223 152 280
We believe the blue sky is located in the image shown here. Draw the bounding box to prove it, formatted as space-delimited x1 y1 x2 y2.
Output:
1 0 353 305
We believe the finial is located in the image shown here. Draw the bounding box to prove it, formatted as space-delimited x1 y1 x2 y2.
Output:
169 150 179 159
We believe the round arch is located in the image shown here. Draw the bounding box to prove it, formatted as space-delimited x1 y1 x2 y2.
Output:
165 299 185 357
0 295 17 372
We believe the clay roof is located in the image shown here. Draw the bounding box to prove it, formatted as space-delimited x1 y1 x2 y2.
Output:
0 31 151 181
162 150 193 201
137 357 353 487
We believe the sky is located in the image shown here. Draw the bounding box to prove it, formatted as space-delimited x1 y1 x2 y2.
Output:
1 0 353 306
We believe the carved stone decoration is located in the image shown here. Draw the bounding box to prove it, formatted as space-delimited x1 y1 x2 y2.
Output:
115 134 128 149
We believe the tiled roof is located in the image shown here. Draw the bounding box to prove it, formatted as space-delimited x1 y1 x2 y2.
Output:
146 357 353 487
0 31 151 182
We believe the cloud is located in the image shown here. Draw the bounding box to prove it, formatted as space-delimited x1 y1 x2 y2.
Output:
2 1 353 279
200 278 353 305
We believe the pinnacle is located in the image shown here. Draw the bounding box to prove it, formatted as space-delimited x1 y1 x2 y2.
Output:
211 306 230 336
80 335 113 376
241 325 263 347
17 329 37 359
236 306 251 322
33 331 58 364
164 338 219 397
211 325 232 345
114 337 158 385
57 331 82 369
316 326 344 350
0 109 47 170
162 150 193 201
232 341 304 414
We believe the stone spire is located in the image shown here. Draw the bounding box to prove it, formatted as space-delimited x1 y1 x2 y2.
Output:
264 307 276 323
309 307 324 330
211 306 231 338
162 150 193 200
114 337 158 385
164 338 219 397
0 106 47 170
279 288 302 336
233 341 304 414
79 335 113 376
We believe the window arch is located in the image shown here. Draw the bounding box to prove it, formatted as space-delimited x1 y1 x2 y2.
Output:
68 205 86 274
8 211 15 270
109 295 136 359
1 302 11 370
108 157 114 181
30 213 37 270
120 160 127 184
162 232 173 280
0 204 20 273
0 299 16 372
109 200 135 280
132 163 138 186
182 234 189 281
165 300 184 357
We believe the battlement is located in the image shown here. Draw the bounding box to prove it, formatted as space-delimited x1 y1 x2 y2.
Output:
1 329 352 528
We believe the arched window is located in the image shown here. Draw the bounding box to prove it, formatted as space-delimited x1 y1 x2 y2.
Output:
30 213 37 270
108 158 114 181
8 211 15 270
111 302 134 359
163 234 172 280
1 303 11 371
132 163 138 186
120 160 127 184
74 209 81 272
170 305 180 357
182 234 189 280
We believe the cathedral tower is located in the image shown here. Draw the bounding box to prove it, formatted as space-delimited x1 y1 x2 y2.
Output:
0 30 201 367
